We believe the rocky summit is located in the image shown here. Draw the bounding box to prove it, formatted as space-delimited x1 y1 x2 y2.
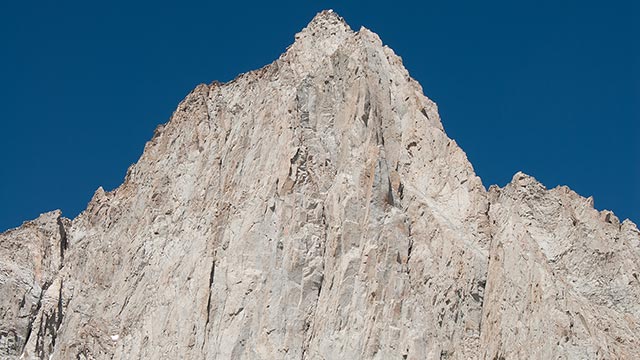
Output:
1 10 639 360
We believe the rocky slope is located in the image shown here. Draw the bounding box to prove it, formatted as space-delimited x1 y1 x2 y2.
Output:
1 10 638 359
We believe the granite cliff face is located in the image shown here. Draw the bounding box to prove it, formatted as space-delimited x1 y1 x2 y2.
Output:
1 10 639 359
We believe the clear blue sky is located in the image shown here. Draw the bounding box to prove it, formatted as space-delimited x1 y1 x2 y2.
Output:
1 1 638 231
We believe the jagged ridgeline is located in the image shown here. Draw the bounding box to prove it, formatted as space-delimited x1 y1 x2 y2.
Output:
2 10 639 360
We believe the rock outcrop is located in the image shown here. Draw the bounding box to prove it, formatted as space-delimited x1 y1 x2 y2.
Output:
1 10 638 359
0 211 69 358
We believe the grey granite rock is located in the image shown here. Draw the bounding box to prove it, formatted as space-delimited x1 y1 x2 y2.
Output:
1 10 638 360
0 210 69 359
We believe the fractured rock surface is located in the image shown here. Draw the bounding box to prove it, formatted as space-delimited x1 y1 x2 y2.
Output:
1 10 638 359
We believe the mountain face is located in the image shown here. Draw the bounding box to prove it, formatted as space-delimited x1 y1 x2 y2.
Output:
1 10 639 360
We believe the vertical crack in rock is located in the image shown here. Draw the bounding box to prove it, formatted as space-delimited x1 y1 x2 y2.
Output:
20 298 39 355
386 177 395 207
57 216 68 266
201 253 216 350
406 239 413 270
56 279 64 338
204 257 216 332
32 279 65 359
361 89 371 126
477 200 493 336
21 279 51 354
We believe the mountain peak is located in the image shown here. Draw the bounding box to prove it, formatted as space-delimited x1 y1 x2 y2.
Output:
293 9 353 44
282 10 355 75
2 10 639 360
304 9 351 36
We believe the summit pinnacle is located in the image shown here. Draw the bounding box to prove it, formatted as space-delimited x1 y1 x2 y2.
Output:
1 10 639 360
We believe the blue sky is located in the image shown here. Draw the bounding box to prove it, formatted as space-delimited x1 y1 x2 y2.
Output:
1 1 638 231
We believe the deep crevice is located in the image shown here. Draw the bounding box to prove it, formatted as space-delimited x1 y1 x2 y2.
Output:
201 257 216 351
56 279 64 331
386 178 395 206
204 258 216 330
21 280 51 354
56 217 68 266
361 90 371 126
